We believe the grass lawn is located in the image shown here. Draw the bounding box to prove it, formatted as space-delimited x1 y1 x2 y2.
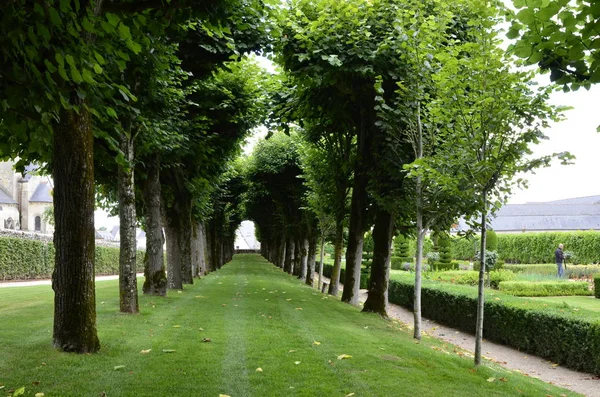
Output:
528 295 600 312
0 254 582 397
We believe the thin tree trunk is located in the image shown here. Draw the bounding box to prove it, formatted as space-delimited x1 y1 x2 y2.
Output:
52 105 100 353
475 195 488 366
318 233 325 290
362 208 394 316
198 222 207 276
413 100 424 340
298 237 308 281
142 157 167 296
306 235 316 287
118 134 139 313
328 220 344 296
192 222 201 278
179 199 193 284
278 234 286 268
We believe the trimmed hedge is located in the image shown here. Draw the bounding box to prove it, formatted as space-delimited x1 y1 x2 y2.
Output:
595 275 600 299
321 262 369 289
504 264 556 274
452 231 600 264
0 236 143 280
424 270 515 289
498 281 592 297
388 275 600 374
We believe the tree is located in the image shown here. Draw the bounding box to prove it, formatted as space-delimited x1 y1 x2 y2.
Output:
507 0 600 93
431 5 566 364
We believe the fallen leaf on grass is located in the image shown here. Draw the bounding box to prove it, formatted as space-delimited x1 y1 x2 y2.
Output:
487 377 495 382
499 377 508 382
219 394 230 397
195 295 205 298
202 338 212 343
177 291 182 294
114 365 126 371
172 325 181 328
295 307 303 310
294 361 301 365
313 341 321 345
199 328 204 331
286 299 292 301
256 368 263 372
140 349 152 354
337 354 352 360
31 381 40 386
222 304 228 307
551 363 559 368
345 393 355 397
12 388 25 397
35 393 45 397
162 349 176 353
328 360 335 367
288 350 296 353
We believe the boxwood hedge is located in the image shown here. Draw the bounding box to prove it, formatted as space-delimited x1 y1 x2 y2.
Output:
0 236 143 280
388 274 600 374
595 275 600 299
498 281 592 297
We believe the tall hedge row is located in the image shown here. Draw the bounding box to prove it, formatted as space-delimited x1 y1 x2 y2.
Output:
451 231 600 264
388 276 600 374
0 236 143 280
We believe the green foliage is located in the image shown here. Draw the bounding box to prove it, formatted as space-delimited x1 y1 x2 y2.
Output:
595 275 600 299
505 264 556 275
451 236 479 260
498 281 592 297
390 256 403 270
486 230 498 251
388 275 600 374
434 234 453 271
425 270 516 289
565 265 600 279
0 236 141 280
393 235 412 263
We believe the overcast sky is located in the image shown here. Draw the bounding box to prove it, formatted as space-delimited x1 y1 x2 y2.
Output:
508 84 600 204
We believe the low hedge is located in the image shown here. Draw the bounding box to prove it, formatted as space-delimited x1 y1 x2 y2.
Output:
388 275 600 374
498 281 592 297
424 270 516 289
0 236 143 280
321 262 369 289
504 264 556 275
595 275 600 299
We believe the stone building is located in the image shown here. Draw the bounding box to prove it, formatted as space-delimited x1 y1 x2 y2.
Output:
0 161 54 234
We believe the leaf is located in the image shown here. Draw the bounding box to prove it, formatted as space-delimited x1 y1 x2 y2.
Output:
295 307 303 310
114 365 126 371
35 393 45 397
162 349 176 353
202 338 212 343
288 350 296 353
219 395 231 397
345 394 355 397
172 325 181 328
256 368 263 372
93 64 103 74
487 377 496 382
313 341 321 345
294 361 301 365
337 354 352 360
140 349 152 354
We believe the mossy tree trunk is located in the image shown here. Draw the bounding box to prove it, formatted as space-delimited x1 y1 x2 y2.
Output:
52 104 100 353
362 208 393 316
142 157 167 296
117 133 139 313
328 217 344 296
306 234 317 287
165 221 183 290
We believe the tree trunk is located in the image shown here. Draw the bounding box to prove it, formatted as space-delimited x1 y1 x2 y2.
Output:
179 198 193 284
117 134 139 313
328 219 344 296
52 105 100 353
278 234 286 268
298 237 308 281
165 223 183 290
192 222 201 278
284 236 294 274
306 235 316 287
475 195 488 366
362 208 393 316
198 222 208 276
413 177 425 340
318 233 325 291
142 157 167 296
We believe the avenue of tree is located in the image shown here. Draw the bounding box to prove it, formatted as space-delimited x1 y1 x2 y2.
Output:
0 0 589 368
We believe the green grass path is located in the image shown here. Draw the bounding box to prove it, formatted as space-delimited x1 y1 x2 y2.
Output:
0 254 581 396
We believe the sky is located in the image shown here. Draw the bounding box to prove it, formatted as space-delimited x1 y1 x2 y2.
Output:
507 84 600 204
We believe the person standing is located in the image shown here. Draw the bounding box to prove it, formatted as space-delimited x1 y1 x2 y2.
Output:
555 243 565 278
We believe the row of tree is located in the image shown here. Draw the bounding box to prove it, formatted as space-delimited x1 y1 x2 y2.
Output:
244 0 579 367
0 0 276 353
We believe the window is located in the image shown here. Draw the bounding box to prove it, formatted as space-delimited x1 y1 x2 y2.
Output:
35 215 41 231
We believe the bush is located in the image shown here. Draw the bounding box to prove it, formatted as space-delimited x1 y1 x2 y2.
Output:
425 269 516 289
473 250 499 272
486 230 498 251
595 275 600 299
565 265 600 279
505 264 556 274
0 236 143 280
393 235 412 263
498 281 592 297
390 256 403 270
388 277 600 375
426 252 439 266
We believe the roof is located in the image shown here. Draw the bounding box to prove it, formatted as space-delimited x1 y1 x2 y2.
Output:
488 195 600 232
0 186 17 205
29 181 53 202
17 164 39 183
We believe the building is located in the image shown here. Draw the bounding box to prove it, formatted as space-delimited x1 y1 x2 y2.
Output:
458 195 600 233
235 220 260 250
0 161 54 234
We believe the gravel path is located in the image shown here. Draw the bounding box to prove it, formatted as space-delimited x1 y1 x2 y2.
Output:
356 290 600 397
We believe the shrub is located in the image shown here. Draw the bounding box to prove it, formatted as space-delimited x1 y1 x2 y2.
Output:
486 230 498 251
426 252 439 266
393 235 413 263
388 277 600 375
321 263 369 289
565 265 600 279
451 236 478 261
505 264 556 275
424 269 515 289
595 275 600 299
436 235 453 269
473 250 499 272
390 256 403 270
498 281 592 297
